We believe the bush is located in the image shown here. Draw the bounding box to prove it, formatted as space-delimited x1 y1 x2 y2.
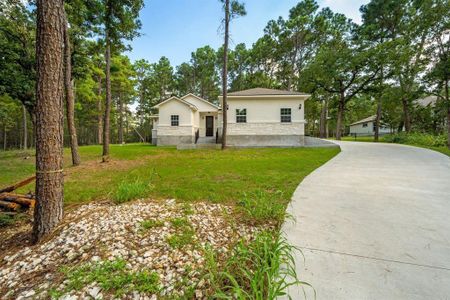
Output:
205 230 312 299
114 179 149 203
0 214 14 227
383 132 447 147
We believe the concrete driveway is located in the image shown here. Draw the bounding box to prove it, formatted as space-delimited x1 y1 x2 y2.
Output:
283 141 450 300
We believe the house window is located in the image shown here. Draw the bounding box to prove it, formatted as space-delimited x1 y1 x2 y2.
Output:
236 109 247 123
280 108 291 123
171 115 179 126
362 123 368 128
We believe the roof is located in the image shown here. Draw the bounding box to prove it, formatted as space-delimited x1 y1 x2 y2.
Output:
181 93 220 110
350 115 377 126
226 88 310 97
415 96 438 107
152 96 198 110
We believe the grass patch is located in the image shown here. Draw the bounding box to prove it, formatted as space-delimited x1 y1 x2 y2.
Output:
114 179 149 203
0 214 15 227
56 259 159 297
166 228 195 249
169 217 191 229
140 219 164 230
205 230 311 299
238 190 287 225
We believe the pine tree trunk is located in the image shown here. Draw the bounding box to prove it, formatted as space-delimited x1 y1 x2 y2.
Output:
97 76 103 144
445 79 449 150
22 105 27 149
33 0 65 243
102 37 111 162
221 0 230 150
335 93 345 140
3 125 6 151
118 93 124 144
319 99 327 138
374 98 382 142
63 17 80 166
402 96 411 132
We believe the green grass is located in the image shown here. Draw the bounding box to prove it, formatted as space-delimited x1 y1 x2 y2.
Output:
166 228 195 249
341 133 450 156
205 230 312 299
53 259 160 297
140 219 164 230
0 144 339 206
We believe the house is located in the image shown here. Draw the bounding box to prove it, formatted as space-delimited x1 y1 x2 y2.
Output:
349 115 391 137
151 88 334 147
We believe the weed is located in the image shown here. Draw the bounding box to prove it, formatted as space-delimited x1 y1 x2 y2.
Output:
114 179 149 203
0 213 14 227
238 190 287 225
58 258 159 297
205 230 313 299
166 229 195 249
141 219 164 230
169 217 191 228
182 203 194 215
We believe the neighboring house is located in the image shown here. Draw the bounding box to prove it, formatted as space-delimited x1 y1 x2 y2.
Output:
151 88 334 147
415 95 438 108
349 115 391 136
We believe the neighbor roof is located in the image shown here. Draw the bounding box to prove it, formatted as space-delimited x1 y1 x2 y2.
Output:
415 95 438 107
226 88 309 97
350 115 377 126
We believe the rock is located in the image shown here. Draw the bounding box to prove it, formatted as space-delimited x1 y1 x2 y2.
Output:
88 286 101 298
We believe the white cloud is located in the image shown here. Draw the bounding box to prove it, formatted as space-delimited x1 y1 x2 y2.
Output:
319 0 369 24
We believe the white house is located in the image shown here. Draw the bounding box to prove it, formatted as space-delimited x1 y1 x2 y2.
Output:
151 88 321 147
349 115 391 137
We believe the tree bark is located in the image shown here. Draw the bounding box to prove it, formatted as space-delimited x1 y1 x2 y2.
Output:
118 93 124 144
335 92 345 140
445 79 450 150
221 0 230 150
97 76 103 144
401 96 411 133
63 17 80 166
3 125 6 151
22 105 28 150
33 0 65 243
102 36 111 162
319 99 327 138
374 98 382 142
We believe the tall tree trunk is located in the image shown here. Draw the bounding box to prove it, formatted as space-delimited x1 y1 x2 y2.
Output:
97 76 103 144
401 96 411 133
221 0 230 150
445 79 449 150
33 0 65 243
102 37 111 162
319 99 327 138
63 17 80 166
374 98 382 142
3 125 6 151
118 93 124 144
335 93 345 140
22 105 27 149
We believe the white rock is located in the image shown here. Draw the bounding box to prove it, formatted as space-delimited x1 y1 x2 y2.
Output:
88 286 101 298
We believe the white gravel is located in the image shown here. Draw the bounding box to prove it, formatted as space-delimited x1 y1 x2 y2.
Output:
0 199 264 299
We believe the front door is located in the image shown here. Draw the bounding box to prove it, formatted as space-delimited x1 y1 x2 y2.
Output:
206 116 214 137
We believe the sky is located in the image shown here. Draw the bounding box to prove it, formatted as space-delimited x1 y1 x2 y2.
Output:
127 0 369 66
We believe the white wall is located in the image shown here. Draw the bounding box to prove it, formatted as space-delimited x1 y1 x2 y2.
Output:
183 95 218 112
157 99 194 136
349 121 391 136
226 97 306 135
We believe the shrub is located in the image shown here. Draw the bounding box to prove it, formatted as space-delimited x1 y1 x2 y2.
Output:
205 230 312 299
383 132 447 147
114 179 149 203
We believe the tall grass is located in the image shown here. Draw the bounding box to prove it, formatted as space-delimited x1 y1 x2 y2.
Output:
205 231 311 299
113 179 149 203
238 190 288 225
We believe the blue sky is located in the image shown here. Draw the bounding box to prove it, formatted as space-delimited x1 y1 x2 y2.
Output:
127 0 368 66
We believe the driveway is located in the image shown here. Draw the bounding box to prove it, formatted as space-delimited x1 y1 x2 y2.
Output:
283 141 450 299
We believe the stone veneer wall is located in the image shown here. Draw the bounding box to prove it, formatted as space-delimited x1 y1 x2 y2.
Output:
227 122 305 135
157 125 194 146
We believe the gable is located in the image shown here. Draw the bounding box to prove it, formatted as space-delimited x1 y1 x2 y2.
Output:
152 96 197 111
181 94 219 112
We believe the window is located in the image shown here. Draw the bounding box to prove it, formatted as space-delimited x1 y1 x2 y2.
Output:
280 108 291 123
236 109 247 123
171 115 179 126
362 123 368 128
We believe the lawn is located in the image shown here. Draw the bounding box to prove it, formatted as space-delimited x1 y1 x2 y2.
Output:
0 144 339 208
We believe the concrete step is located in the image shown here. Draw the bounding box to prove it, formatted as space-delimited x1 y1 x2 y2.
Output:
177 143 221 150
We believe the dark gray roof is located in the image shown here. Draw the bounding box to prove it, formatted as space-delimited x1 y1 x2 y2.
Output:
227 88 309 96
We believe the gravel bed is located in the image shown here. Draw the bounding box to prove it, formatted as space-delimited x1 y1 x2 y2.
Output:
0 199 263 299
